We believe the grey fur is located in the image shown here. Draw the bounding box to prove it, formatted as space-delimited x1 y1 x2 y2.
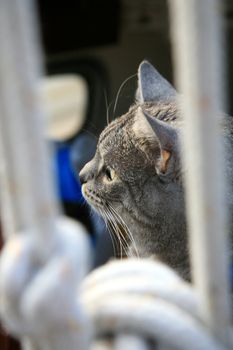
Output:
137 60 177 103
79 61 233 281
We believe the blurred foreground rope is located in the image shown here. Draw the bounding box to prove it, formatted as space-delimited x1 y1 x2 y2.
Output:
1 244 231 349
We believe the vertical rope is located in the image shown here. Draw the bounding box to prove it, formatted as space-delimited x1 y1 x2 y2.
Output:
0 1 63 349
0 0 60 254
168 0 232 345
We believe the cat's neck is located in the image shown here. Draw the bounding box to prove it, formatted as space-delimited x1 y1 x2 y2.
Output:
126 213 190 280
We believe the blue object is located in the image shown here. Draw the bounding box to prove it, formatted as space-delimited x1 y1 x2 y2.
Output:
55 143 84 202
230 264 233 290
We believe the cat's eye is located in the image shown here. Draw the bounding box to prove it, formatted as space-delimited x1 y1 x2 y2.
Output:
104 166 116 182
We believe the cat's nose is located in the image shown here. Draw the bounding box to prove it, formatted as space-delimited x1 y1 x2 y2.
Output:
79 167 88 185
79 161 94 185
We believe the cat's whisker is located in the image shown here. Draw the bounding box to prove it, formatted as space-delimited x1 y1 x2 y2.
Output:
108 206 130 255
108 208 128 256
107 222 119 258
108 204 140 259
109 208 129 256
107 101 114 124
113 73 137 119
99 208 118 258
104 89 111 126
105 205 128 259
104 208 123 259
108 207 133 256
101 206 126 259
103 89 115 126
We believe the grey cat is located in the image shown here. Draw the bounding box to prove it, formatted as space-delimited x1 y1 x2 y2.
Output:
79 60 233 280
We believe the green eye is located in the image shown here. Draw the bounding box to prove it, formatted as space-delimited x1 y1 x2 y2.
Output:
105 166 116 181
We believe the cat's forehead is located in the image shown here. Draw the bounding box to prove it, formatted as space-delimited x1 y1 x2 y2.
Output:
98 110 135 154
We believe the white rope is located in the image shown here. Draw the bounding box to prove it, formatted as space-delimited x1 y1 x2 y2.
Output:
114 333 150 350
168 0 232 345
0 1 93 349
90 339 114 350
1 247 231 349
0 217 92 350
0 0 59 253
81 259 230 350
81 259 198 318
89 296 224 350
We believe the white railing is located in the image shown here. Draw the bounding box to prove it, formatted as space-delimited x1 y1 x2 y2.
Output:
169 0 232 345
0 0 232 349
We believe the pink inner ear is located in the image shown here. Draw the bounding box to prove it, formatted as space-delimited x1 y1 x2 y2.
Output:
160 150 171 173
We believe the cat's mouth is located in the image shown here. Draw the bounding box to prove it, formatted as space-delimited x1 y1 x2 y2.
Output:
82 184 105 209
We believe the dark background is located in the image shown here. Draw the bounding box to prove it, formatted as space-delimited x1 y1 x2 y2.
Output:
37 0 233 120
38 0 173 127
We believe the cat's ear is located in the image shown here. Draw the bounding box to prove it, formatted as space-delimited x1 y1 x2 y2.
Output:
133 108 179 175
137 60 177 103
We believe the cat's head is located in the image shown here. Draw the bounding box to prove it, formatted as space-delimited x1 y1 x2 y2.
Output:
79 61 184 242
